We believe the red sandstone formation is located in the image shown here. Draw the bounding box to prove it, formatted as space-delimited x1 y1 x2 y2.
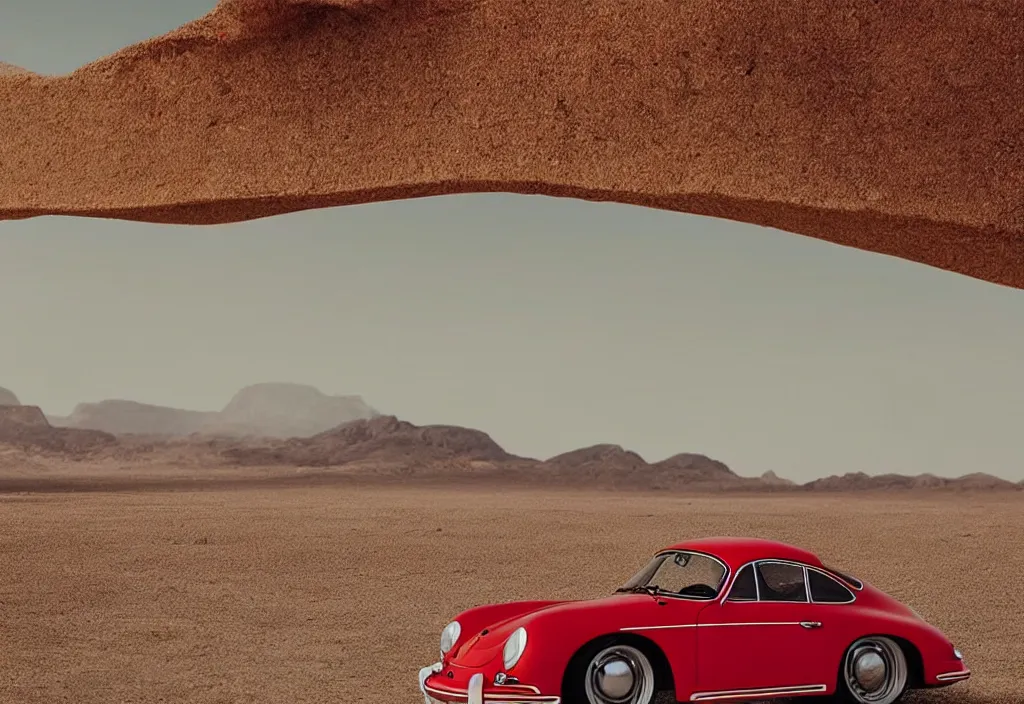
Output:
0 0 1021 288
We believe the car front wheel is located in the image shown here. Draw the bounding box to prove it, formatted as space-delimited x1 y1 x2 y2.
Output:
836 636 909 704
568 643 657 704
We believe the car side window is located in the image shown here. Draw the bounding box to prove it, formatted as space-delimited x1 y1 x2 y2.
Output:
727 564 758 601
808 569 855 603
755 562 808 602
824 565 864 591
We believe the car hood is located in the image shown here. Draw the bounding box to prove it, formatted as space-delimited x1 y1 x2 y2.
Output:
450 593 707 667
451 600 569 666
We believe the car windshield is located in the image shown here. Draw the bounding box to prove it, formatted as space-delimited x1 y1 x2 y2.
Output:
616 551 727 599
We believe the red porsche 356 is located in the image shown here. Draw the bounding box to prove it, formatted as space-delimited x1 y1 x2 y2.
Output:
418 537 969 704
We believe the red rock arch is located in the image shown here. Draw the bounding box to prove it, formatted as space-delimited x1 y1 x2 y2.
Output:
1 0 1021 289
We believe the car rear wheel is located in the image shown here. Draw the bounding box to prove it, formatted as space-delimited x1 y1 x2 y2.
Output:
836 636 908 704
571 643 656 704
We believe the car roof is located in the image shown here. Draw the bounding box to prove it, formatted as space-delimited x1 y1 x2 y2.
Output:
658 536 825 569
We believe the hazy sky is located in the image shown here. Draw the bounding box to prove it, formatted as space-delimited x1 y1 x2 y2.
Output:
2 1 1023 482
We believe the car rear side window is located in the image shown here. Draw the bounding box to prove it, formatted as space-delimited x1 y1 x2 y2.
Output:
727 564 758 601
824 565 864 591
756 562 808 602
808 569 855 603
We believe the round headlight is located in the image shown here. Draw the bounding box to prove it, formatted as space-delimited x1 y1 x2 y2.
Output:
502 627 528 670
953 647 964 660
440 621 461 655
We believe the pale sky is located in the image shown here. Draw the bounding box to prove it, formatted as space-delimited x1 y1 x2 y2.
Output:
2 1 1023 482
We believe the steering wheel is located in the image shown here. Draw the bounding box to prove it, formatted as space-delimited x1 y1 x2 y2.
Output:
677 583 718 598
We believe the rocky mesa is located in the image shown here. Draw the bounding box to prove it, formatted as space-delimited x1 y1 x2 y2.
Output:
207 383 378 438
0 405 115 454
49 382 378 438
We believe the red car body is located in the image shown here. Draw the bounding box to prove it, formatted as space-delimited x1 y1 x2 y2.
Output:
418 537 970 704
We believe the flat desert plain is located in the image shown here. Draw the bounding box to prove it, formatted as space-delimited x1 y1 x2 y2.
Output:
1 480 1021 704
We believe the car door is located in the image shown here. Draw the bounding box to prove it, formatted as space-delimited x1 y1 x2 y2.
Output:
694 561 837 698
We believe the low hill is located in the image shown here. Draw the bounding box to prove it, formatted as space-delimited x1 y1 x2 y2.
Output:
759 471 796 487
225 415 512 467
0 387 19 406
0 405 49 428
542 445 755 490
0 405 115 454
650 452 739 483
950 473 1022 491
802 471 1021 492
545 444 648 473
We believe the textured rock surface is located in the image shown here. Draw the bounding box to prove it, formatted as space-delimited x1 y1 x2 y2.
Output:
0 0 1021 288
225 414 513 466
0 62 32 75
546 444 649 473
651 452 738 482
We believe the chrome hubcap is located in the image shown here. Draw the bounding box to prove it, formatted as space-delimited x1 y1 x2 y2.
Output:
596 659 634 700
854 650 887 690
843 638 907 704
584 645 654 704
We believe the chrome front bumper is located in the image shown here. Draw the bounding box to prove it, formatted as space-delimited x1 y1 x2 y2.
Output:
935 669 971 684
418 662 560 704
418 663 485 704
418 662 445 704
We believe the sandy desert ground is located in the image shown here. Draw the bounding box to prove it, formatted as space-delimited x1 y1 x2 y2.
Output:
1 478 1021 704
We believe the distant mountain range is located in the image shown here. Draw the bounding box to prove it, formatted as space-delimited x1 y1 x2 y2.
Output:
223 415 1021 492
1 385 1020 491
36 383 379 438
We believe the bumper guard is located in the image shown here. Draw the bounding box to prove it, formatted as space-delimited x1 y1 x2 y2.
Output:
418 663 560 704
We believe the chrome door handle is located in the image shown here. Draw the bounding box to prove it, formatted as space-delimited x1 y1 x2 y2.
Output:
799 621 822 629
